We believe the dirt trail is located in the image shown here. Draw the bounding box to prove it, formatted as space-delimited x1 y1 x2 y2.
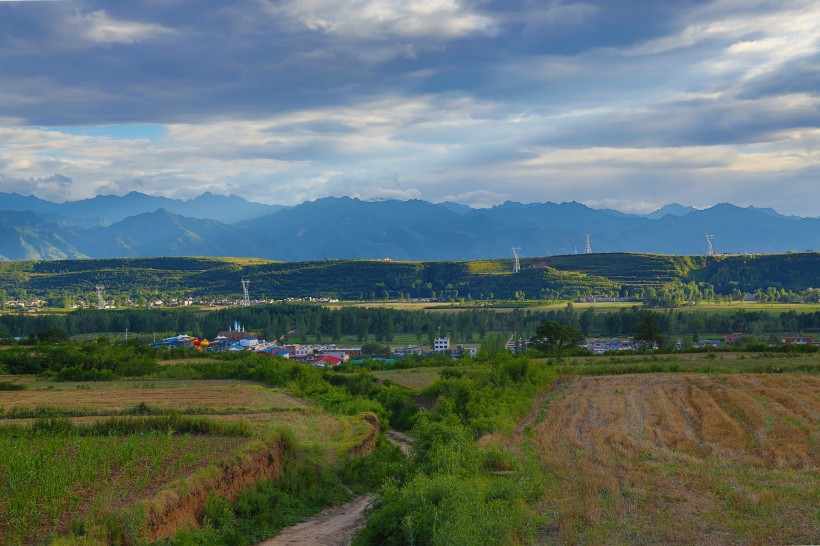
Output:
258 494 374 546
386 429 413 456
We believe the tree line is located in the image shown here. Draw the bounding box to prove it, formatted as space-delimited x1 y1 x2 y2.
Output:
2 304 819 345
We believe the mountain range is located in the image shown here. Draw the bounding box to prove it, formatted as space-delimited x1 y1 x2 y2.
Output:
0 192 818 261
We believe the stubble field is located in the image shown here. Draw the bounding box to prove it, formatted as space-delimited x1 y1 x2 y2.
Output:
522 373 819 544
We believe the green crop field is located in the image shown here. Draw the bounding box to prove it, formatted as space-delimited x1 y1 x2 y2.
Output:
0 426 244 544
0 366 380 545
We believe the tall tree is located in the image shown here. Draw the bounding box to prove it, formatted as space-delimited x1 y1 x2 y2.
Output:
532 321 584 355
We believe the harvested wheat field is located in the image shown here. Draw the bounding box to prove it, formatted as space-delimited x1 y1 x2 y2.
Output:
523 374 820 545
0 380 307 414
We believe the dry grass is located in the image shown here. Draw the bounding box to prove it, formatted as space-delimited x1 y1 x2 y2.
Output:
519 374 820 545
372 368 443 389
0 380 308 413
158 358 221 366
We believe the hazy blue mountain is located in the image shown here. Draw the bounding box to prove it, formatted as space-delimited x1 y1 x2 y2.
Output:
80 209 265 258
0 191 283 227
0 192 60 214
598 208 642 218
645 203 698 219
0 211 88 260
618 204 820 254
747 205 801 220
1 195 818 260
239 197 489 260
169 192 284 224
437 201 475 215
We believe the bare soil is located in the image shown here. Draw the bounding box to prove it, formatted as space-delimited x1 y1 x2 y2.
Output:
258 494 374 546
386 429 412 456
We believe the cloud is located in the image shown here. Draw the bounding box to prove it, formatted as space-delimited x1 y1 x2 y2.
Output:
0 173 72 201
436 189 507 208
67 9 174 45
0 0 818 216
271 0 495 40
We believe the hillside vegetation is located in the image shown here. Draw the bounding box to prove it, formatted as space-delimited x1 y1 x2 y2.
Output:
1 252 818 304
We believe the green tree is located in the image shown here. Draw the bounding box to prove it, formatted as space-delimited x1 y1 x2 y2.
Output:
634 312 662 348
531 321 584 355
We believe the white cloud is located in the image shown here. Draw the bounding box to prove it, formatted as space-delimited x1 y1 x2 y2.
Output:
68 10 173 46
436 190 507 208
271 0 495 40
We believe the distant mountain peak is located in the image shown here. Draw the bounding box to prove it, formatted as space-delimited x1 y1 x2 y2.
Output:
646 203 698 219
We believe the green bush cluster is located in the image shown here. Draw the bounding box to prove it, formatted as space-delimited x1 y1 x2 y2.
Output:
0 342 160 380
161 442 357 546
353 353 555 545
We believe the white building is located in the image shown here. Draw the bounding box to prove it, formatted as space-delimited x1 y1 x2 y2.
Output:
433 337 450 353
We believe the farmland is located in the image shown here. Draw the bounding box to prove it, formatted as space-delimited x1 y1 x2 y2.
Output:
520 373 820 544
0 426 244 544
0 379 308 413
0 373 380 545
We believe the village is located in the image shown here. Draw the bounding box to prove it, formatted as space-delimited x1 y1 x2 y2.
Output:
155 320 478 367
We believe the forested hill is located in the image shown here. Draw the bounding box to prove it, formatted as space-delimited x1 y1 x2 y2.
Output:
0 253 817 304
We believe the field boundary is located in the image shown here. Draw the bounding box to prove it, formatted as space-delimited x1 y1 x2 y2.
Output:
139 412 380 542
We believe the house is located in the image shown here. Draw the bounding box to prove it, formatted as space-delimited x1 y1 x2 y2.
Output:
317 350 349 363
433 337 450 353
783 336 814 345
724 333 744 345
312 355 343 367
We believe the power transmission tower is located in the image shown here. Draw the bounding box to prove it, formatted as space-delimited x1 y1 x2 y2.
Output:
512 247 521 273
585 234 592 254
96 285 105 310
705 234 716 256
241 279 251 307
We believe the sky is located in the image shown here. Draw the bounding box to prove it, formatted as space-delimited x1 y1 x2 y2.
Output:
0 0 818 215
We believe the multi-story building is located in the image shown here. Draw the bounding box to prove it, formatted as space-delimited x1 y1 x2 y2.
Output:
433 337 450 353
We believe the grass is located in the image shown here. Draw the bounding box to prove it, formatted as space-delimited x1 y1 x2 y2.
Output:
518 373 820 544
0 370 382 544
542 352 820 376
0 424 246 544
372 368 445 389
0 380 308 414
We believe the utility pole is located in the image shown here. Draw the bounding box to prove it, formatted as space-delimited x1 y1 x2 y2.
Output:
96 285 105 310
585 234 592 254
705 234 716 256
241 279 250 307
512 247 521 273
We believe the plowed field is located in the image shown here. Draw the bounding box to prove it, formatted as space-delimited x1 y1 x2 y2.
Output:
525 374 819 545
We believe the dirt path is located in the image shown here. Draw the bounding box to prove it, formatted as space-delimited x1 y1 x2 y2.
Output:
386 429 413 456
258 494 374 546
